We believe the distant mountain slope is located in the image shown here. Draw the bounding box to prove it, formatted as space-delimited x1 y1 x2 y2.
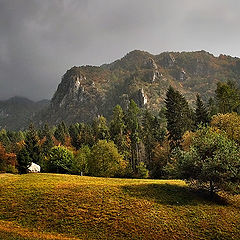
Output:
37 50 240 125
0 97 49 130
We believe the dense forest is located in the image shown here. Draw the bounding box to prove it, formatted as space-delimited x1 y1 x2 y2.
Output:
0 81 240 195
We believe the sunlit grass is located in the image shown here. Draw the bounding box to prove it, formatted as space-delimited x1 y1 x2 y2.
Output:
0 173 239 240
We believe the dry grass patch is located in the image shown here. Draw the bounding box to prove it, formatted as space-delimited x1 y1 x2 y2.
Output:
0 173 239 240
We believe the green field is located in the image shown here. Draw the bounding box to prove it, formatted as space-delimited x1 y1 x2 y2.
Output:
0 174 239 240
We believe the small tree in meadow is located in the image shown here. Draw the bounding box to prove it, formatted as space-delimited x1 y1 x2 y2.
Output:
47 146 74 174
167 126 240 195
88 140 126 177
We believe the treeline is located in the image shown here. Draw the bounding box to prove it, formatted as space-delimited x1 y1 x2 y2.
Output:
0 81 239 193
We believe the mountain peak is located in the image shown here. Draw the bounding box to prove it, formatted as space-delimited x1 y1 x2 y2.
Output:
2 50 240 130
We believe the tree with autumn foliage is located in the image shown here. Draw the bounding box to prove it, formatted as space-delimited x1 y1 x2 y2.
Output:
211 113 240 145
0 143 17 173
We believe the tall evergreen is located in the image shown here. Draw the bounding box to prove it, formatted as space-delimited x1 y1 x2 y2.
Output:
17 147 31 174
165 86 193 148
195 94 210 127
215 81 240 114
41 123 54 156
25 123 41 164
141 110 155 166
110 105 128 157
125 100 140 172
69 124 81 149
142 110 166 168
78 123 95 147
93 116 110 141
208 97 218 117
54 123 66 144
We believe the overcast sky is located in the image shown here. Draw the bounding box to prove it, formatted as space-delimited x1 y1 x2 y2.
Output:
0 0 240 101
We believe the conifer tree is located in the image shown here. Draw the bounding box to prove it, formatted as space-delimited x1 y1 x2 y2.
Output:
165 86 193 148
69 124 81 149
93 116 110 141
41 123 54 156
110 105 128 156
54 123 65 144
141 110 166 170
125 100 140 171
215 81 240 114
142 110 155 165
17 146 31 174
195 94 210 127
25 123 41 164
78 123 95 147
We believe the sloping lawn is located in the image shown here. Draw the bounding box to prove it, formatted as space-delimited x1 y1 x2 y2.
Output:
0 173 239 240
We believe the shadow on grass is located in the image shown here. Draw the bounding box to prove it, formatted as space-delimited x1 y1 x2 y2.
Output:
122 183 229 206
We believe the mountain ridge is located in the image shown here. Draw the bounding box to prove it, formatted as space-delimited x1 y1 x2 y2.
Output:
1 49 240 130
0 97 50 130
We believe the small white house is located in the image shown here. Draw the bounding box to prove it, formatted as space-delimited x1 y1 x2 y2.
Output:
28 162 41 173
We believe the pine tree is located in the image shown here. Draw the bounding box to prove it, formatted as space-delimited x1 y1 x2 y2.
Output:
141 110 155 166
208 97 218 117
141 110 166 171
41 123 54 156
54 123 65 144
165 86 193 148
125 100 140 172
93 116 110 141
78 123 95 147
17 147 31 174
25 123 41 164
195 94 210 127
110 105 128 156
215 81 240 114
69 124 81 149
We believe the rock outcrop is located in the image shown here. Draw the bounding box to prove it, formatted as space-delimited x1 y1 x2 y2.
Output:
4 49 238 129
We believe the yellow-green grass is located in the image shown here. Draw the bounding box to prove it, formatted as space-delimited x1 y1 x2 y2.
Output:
0 174 239 240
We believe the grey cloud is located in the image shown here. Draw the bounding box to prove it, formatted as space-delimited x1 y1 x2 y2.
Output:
0 0 239 100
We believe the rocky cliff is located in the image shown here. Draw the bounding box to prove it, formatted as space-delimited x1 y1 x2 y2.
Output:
36 50 240 126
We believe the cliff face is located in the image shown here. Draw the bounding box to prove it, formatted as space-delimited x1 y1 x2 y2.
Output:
36 50 240 126
35 50 240 126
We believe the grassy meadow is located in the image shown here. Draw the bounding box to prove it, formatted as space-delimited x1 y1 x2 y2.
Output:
0 173 239 240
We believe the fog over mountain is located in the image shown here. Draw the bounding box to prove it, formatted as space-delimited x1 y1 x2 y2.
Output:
0 0 240 100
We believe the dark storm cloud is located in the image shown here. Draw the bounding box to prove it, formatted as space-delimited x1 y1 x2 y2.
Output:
0 0 239 100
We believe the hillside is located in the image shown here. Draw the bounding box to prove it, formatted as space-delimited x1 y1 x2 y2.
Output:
37 50 240 126
0 97 49 130
0 174 239 240
1 50 240 129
